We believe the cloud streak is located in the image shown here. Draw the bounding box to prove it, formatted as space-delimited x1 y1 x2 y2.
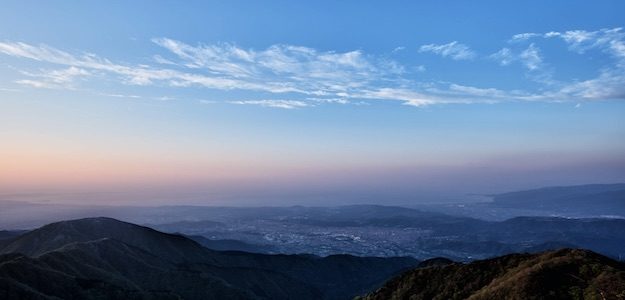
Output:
497 27 625 101
16 66 90 89
418 41 476 60
490 43 544 71
1 29 625 108
0 39 451 106
509 28 625 62
229 99 312 109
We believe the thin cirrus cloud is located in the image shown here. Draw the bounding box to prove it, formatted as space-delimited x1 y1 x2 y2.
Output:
489 43 555 89
490 43 544 71
230 99 311 109
507 28 625 61
493 27 625 99
418 41 476 60
511 27 625 60
0 39 441 107
1 28 625 108
16 66 90 90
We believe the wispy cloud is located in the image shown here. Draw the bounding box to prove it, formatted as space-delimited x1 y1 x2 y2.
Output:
509 28 625 60
151 38 398 93
0 41 246 90
519 43 543 71
490 48 515 66
0 39 439 106
229 99 312 109
1 28 625 108
354 88 437 107
498 27 625 100
509 32 540 42
153 54 178 66
490 44 543 71
16 66 89 89
99 93 142 99
418 41 476 60
392 46 406 53
307 97 350 104
545 69 625 100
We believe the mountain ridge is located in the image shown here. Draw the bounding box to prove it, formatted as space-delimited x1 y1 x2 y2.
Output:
0 217 418 300
358 248 625 300
491 183 625 216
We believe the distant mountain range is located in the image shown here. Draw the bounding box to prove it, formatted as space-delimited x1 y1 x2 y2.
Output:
3 183 624 229
358 248 625 300
149 207 625 261
491 183 625 216
1 218 624 299
0 217 417 300
1 183 624 263
416 183 625 221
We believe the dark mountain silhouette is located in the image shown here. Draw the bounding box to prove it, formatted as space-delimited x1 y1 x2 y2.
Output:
0 231 24 241
0 217 417 300
0 217 211 263
187 235 276 253
0 239 274 299
0 231 25 249
358 249 625 300
480 217 625 258
416 257 454 268
398 215 625 260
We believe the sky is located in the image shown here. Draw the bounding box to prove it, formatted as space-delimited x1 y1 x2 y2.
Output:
1 1 624 205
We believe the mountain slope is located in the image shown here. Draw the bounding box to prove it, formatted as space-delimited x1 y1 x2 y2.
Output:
0 217 213 263
0 239 273 299
187 235 276 253
0 217 417 300
358 249 625 300
0 231 25 250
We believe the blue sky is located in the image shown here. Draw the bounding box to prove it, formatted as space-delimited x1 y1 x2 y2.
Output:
1 1 624 205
